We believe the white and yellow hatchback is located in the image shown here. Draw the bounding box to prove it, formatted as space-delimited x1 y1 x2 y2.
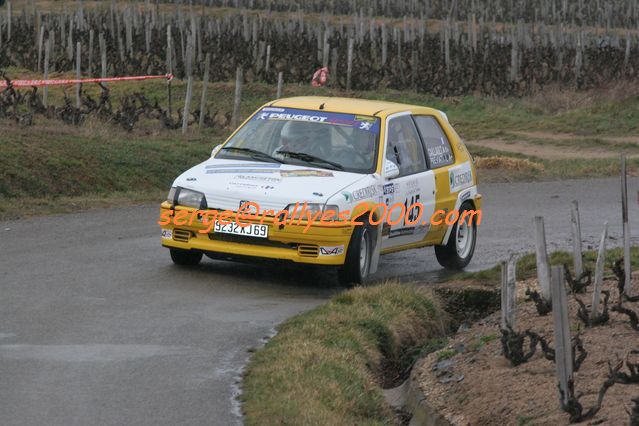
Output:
159 97 481 285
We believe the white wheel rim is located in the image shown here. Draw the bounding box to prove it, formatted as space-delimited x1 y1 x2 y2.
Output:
456 217 474 259
359 229 370 277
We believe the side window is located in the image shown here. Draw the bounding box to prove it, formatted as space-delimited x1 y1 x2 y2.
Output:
413 115 455 169
385 115 427 177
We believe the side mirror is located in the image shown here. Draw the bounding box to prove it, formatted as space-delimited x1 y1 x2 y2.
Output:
384 159 400 180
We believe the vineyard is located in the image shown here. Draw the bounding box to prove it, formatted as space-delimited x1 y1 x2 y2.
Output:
0 0 638 100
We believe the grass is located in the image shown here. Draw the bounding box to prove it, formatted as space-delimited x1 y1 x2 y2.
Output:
0 118 216 219
1 69 638 219
241 282 448 426
468 333 500 351
436 349 457 361
452 246 639 284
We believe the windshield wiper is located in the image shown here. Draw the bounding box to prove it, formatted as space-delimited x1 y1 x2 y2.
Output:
220 146 284 163
275 150 344 171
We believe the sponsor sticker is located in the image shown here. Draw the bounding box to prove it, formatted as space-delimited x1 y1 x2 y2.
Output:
383 183 396 195
405 179 419 189
161 229 173 240
460 190 471 201
426 141 454 168
389 227 416 238
449 161 473 193
233 174 281 183
351 185 378 201
239 200 258 214
228 181 260 190
319 245 345 256
280 169 333 177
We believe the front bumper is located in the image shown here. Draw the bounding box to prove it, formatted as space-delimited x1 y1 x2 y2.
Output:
159 203 354 265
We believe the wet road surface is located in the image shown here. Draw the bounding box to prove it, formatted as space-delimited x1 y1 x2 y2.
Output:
0 177 637 425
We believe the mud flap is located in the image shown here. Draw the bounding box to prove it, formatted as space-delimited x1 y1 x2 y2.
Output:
369 223 382 274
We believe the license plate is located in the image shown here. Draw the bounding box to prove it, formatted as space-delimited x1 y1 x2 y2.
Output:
213 221 268 238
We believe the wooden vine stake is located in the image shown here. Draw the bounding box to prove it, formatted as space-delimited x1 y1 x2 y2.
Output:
571 200 583 277
621 154 632 296
534 216 551 301
551 265 573 407
590 222 608 322
501 255 517 331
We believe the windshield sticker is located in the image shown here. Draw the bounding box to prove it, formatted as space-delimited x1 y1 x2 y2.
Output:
280 169 333 177
255 107 380 134
205 163 281 169
206 168 279 174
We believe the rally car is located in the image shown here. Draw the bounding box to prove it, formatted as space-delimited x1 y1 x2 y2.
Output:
159 97 481 285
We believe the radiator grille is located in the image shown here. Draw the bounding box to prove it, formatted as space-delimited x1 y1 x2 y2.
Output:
297 244 319 257
173 229 191 243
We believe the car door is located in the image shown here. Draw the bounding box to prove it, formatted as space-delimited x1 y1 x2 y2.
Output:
412 114 458 244
381 113 436 250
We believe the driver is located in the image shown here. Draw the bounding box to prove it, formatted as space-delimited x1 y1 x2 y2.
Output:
275 121 331 159
277 120 311 154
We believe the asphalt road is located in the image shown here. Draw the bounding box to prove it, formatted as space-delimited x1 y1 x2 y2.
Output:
1 177 637 426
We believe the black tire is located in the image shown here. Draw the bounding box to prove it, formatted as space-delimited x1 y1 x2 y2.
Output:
170 248 203 266
338 218 374 286
435 202 477 270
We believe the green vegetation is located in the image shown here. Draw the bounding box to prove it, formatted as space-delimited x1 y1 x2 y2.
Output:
0 118 215 219
241 282 447 425
468 333 500 351
436 349 457 361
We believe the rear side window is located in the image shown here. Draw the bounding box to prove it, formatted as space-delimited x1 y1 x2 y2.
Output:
413 115 454 169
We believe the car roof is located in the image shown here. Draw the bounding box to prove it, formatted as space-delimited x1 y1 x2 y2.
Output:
267 96 443 118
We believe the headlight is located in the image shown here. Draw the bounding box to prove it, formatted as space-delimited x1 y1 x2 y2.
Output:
285 203 340 221
172 187 207 209
167 187 177 204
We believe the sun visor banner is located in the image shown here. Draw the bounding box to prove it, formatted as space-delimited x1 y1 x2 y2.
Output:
256 107 380 134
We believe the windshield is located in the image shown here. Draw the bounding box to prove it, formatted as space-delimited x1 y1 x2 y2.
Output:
216 107 381 174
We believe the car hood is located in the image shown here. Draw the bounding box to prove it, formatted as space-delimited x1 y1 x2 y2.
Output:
173 158 369 212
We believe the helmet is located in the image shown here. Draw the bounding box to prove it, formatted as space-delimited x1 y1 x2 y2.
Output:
280 121 329 153
280 120 309 143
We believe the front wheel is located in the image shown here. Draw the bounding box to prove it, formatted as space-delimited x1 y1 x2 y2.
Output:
435 203 477 270
338 219 373 286
170 248 203 266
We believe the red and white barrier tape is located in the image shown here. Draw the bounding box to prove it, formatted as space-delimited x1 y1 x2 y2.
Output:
0 73 174 88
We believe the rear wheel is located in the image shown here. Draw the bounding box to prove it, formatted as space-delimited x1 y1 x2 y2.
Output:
338 219 373 286
435 202 477 270
170 248 203 266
